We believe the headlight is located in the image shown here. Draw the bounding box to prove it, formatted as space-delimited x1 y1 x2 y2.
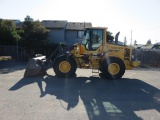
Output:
132 49 138 61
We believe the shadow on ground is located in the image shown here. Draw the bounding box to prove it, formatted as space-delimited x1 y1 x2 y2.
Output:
0 61 27 74
9 75 160 120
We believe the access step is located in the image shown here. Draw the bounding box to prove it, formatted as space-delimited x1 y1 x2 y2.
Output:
92 69 99 73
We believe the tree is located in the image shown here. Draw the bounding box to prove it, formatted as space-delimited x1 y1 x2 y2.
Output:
24 15 33 22
106 31 114 42
21 16 49 54
146 39 152 45
0 19 21 45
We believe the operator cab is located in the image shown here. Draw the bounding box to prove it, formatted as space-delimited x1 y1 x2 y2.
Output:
82 27 106 51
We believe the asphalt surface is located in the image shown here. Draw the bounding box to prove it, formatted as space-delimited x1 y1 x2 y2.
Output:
0 62 160 120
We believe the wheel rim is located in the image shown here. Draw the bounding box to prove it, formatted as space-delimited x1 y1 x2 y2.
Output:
59 61 71 73
108 63 120 75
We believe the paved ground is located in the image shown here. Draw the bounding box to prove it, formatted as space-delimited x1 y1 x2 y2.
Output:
0 62 160 120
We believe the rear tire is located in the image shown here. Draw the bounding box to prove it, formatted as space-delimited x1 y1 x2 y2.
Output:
101 57 125 80
53 55 77 78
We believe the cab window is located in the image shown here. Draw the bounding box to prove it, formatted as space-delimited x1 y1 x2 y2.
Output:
82 29 103 50
92 30 103 50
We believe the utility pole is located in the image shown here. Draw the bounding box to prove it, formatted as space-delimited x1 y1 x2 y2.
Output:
130 30 132 46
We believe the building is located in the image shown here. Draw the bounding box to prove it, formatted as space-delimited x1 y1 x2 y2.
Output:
65 22 92 44
41 20 92 44
1 19 92 44
41 20 68 43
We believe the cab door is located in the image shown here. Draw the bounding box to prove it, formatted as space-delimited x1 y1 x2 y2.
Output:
81 29 103 54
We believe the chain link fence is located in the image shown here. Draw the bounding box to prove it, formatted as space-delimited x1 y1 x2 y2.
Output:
1 45 160 67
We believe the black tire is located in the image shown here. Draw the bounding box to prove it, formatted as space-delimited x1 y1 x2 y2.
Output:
53 55 77 78
101 57 125 80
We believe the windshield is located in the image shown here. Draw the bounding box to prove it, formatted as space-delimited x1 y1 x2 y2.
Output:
82 30 90 45
82 29 103 50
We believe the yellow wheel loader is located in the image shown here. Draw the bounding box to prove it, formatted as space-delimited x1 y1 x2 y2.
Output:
24 27 140 80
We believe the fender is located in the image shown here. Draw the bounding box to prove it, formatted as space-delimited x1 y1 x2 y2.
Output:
100 50 120 64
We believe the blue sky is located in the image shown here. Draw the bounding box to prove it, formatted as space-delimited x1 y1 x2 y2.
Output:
0 0 160 44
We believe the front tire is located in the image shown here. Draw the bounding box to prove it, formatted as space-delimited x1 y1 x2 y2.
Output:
101 57 125 80
53 55 77 78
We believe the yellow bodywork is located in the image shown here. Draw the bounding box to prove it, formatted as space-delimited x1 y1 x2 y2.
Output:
70 44 140 70
70 27 140 70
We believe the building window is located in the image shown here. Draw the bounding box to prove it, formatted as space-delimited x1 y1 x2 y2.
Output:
77 31 84 39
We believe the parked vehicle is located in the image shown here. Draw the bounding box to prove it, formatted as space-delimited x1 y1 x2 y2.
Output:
24 27 140 80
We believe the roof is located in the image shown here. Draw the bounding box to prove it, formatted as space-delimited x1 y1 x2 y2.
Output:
66 22 92 30
86 27 108 30
41 20 67 29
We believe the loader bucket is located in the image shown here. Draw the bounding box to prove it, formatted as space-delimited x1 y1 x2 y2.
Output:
24 56 47 77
